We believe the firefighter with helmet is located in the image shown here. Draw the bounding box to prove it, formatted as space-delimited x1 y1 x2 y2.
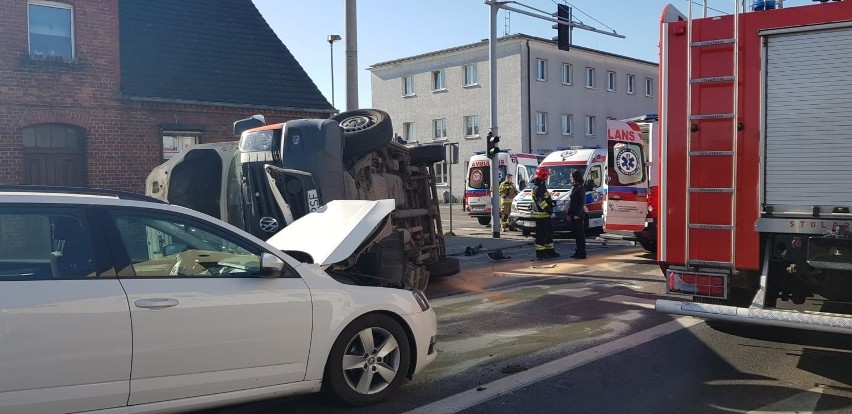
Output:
530 166 559 259
498 173 518 231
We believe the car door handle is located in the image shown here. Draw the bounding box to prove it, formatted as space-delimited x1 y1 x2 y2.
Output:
610 195 622 200
134 298 179 309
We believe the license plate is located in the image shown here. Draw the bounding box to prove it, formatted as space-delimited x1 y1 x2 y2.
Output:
518 220 533 227
307 189 320 212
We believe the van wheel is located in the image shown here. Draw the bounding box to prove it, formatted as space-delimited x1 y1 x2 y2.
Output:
410 144 445 165
477 216 491 226
424 257 460 278
332 109 393 159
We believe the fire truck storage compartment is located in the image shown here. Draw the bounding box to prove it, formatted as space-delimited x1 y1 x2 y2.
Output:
763 25 852 213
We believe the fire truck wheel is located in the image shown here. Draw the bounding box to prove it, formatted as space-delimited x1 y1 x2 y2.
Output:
424 257 460 278
332 109 393 159
477 216 491 226
639 240 657 253
409 144 445 165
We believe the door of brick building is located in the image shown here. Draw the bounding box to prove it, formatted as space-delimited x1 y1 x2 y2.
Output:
22 124 87 187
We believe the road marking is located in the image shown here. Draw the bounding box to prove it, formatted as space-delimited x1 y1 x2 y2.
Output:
599 294 657 309
403 317 703 414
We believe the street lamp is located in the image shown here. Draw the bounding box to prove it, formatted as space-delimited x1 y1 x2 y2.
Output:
327 34 342 108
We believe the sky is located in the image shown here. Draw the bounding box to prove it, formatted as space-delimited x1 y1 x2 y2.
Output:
252 0 815 110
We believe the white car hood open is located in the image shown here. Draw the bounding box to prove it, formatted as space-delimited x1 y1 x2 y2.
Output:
266 199 395 266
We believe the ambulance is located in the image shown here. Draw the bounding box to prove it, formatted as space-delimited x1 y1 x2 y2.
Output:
464 151 541 225
510 147 607 236
600 116 658 252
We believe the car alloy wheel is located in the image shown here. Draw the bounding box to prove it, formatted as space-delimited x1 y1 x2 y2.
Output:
325 314 411 406
341 326 400 394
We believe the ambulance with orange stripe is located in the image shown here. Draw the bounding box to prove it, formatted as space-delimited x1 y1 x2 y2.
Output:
464 151 541 226
510 147 607 236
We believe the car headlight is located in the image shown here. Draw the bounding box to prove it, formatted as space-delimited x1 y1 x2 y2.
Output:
411 289 430 311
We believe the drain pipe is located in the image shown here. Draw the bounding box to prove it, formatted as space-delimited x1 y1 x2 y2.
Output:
526 39 533 153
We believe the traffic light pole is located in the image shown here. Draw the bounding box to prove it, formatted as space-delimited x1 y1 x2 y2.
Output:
484 0 624 239
488 1 503 238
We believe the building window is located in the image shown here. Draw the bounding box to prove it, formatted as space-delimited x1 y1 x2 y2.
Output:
585 67 596 88
463 64 478 86
561 63 573 85
433 118 447 140
627 74 635 94
645 77 654 96
561 114 573 135
163 133 200 160
607 71 616 91
585 116 596 136
536 112 548 134
28 1 74 62
536 58 548 81
432 70 446 91
464 115 480 138
434 161 449 186
403 76 415 96
403 122 416 142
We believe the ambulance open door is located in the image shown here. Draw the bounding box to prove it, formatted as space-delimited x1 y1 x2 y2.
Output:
604 120 649 232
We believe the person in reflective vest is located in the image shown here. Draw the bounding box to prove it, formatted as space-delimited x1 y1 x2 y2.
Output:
498 173 518 231
530 167 559 259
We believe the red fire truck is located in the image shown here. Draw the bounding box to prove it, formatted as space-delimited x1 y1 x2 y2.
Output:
655 1 852 334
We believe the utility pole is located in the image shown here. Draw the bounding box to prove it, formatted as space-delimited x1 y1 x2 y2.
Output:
483 0 624 238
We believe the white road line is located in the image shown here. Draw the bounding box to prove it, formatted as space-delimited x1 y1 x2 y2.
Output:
403 317 703 414
599 295 657 309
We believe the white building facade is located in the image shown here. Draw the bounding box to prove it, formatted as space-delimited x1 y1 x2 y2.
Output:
369 34 658 200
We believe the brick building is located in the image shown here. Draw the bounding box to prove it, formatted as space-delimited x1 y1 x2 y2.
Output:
0 0 334 193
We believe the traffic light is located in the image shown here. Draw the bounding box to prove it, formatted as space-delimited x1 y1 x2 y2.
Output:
555 4 572 51
486 131 500 158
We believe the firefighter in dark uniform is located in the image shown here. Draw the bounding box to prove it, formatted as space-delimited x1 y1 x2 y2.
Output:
530 166 559 259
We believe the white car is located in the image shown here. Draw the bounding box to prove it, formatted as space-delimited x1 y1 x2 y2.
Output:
0 188 437 414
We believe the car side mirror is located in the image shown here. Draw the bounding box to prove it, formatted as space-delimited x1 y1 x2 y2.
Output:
259 252 285 277
162 243 187 256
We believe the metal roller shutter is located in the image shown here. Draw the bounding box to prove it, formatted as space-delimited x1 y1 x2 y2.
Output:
764 27 852 208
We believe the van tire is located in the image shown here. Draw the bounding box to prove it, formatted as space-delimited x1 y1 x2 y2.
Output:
410 144 445 165
332 109 393 159
424 257 460 278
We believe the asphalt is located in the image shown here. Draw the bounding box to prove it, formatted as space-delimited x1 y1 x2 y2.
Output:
442 231 534 257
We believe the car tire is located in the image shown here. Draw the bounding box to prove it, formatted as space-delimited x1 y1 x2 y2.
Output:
522 229 531 237
477 216 491 226
409 144 445 165
332 109 393 159
424 257 460 278
324 313 412 406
